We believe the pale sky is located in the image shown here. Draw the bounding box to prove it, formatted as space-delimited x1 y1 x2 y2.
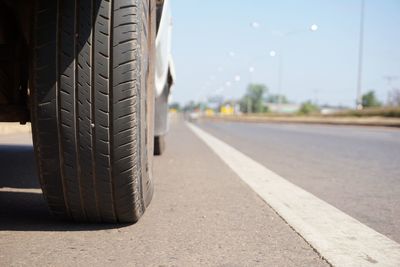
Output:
170 0 400 107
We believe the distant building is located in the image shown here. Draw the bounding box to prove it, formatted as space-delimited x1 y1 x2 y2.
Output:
265 103 301 114
220 104 234 115
205 108 215 116
320 105 348 115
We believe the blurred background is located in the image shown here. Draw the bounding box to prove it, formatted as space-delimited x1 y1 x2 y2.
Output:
169 0 400 116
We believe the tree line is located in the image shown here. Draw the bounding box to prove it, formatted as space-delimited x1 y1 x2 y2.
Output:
174 83 400 114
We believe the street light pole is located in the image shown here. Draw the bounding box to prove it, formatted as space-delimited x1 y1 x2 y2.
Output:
277 44 284 112
248 67 255 113
356 0 365 110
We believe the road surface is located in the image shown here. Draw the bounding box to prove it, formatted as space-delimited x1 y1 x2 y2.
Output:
198 119 400 244
1 116 399 266
0 118 327 266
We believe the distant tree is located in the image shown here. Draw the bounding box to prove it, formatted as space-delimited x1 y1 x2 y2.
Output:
169 102 181 111
240 95 251 113
298 101 319 115
183 101 201 112
362 90 381 108
240 83 268 113
265 94 289 104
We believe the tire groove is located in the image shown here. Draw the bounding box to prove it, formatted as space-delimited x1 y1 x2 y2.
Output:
56 0 72 218
91 0 101 221
74 0 88 220
110 0 118 222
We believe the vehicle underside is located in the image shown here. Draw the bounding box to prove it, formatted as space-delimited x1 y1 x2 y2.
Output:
0 0 168 124
0 0 32 123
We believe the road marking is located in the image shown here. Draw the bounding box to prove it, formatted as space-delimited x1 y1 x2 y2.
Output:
187 122 400 267
0 187 42 194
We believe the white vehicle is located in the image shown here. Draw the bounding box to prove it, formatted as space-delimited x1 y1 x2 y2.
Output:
0 0 174 223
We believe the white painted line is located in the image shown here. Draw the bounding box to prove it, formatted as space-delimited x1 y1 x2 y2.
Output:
187 122 400 267
0 187 42 194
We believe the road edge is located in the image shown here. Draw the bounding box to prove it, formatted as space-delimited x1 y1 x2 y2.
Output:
187 122 400 267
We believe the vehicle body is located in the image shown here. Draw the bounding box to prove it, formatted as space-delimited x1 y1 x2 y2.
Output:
0 0 174 223
154 0 175 154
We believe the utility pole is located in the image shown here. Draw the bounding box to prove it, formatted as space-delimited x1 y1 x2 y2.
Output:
356 0 365 110
277 47 283 113
248 67 255 114
383 75 398 105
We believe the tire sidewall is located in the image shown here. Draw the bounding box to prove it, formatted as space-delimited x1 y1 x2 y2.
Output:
140 0 156 208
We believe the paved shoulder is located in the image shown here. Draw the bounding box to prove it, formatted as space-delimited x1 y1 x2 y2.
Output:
189 121 400 267
0 117 327 266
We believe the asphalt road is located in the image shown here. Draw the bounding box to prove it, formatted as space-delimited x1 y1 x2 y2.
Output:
0 118 328 267
198 119 400 244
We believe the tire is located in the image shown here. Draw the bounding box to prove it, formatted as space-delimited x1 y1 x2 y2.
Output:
153 136 165 156
30 0 156 223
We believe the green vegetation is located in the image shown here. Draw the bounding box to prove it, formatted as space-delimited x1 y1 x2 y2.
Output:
266 94 289 104
240 83 268 113
182 101 202 112
169 102 181 111
181 86 400 119
362 90 382 108
298 101 320 115
333 107 400 118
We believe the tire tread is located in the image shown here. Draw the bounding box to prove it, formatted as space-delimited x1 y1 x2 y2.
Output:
31 0 153 223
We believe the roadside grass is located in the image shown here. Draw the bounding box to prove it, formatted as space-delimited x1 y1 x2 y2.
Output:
204 107 400 127
330 107 400 118
213 107 400 118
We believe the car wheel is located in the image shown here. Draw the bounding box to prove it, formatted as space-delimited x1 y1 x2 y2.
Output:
30 0 155 223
